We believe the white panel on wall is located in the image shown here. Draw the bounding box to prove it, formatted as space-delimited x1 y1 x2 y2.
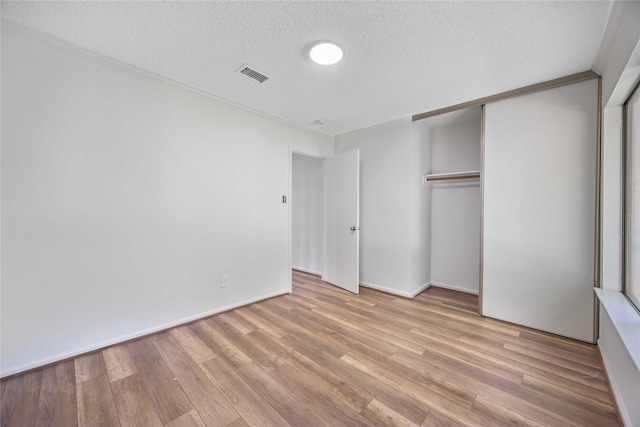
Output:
483 79 598 342
292 154 324 275
1 29 333 376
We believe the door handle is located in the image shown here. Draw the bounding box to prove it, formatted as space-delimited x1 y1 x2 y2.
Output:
350 226 359 232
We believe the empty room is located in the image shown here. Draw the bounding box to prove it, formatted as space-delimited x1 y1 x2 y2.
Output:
1 1 639 426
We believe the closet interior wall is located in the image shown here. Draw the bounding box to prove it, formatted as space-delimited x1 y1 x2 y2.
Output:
424 107 482 295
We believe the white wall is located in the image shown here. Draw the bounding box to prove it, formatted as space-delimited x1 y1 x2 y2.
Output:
430 119 481 174
597 0 640 292
594 2 640 425
335 118 430 297
334 115 482 298
429 118 481 293
598 298 640 427
0 27 333 376
598 1 640 109
335 120 413 294
292 154 324 275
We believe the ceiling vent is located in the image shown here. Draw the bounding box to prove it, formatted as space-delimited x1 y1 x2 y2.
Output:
235 64 269 83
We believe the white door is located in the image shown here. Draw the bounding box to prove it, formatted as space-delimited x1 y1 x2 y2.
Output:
323 150 360 293
482 79 598 343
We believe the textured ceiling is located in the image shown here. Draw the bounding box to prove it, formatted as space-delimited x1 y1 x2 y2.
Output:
1 1 612 136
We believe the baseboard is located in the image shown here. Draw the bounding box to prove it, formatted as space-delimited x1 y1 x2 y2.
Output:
429 281 480 295
0 289 289 378
292 266 322 276
411 282 432 297
360 281 431 299
598 338 633 427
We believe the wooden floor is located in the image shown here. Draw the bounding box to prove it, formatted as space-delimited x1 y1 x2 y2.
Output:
1 270 621 427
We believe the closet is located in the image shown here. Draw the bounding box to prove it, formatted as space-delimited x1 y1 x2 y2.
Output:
416 74 599 343
422 107 482 305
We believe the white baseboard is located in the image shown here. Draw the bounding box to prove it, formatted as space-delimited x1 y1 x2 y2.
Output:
360 281 431 299
411 282 432 297
292 266 322 276
0 289 289 378
429 281 479 295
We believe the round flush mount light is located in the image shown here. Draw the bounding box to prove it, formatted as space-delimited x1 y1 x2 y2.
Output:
309 41 344 65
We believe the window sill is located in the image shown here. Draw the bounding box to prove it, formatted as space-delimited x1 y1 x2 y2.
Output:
594 288 640 372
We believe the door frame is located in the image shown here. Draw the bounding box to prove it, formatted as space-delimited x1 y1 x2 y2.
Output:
288 148 327 294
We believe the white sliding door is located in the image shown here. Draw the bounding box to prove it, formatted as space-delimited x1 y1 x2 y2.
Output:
482 79 598 342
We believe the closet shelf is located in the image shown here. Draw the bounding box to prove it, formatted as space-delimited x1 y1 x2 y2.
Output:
424 170 480 182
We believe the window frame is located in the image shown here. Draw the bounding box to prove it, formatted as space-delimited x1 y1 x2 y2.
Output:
623 80 640 313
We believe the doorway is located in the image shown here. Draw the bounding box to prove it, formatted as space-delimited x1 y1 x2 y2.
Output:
291 153 325 278
290 149 361 294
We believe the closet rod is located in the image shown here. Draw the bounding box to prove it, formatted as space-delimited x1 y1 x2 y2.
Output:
424 171 480 182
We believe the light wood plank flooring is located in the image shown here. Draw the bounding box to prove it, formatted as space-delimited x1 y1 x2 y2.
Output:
1 270 621 426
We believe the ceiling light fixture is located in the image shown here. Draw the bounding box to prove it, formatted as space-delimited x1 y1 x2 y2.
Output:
309 41 344 65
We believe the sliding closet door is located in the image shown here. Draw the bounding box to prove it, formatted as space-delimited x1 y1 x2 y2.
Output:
482 79 598 343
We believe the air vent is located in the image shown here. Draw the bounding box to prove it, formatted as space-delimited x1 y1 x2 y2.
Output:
235 64 269 83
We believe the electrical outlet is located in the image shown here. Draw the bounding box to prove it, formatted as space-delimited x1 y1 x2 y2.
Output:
220 275 229 288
